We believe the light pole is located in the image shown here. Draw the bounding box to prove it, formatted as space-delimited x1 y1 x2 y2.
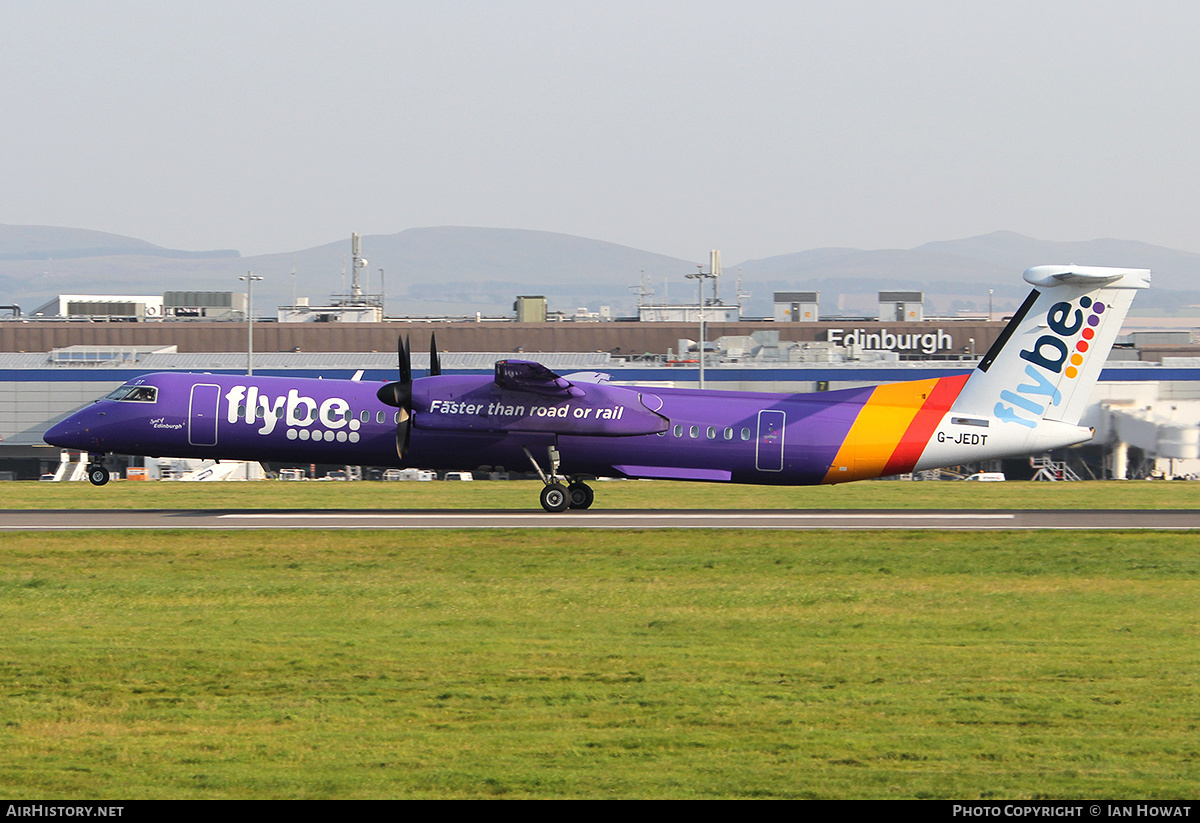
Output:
239 272 263 375
685 267 718 389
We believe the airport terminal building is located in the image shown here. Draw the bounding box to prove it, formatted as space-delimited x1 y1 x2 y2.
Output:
6 288 1200 481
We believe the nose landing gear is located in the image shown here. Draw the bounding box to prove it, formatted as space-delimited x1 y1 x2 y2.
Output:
86 458 110 486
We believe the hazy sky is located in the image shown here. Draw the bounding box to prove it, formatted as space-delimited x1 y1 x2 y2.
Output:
5 0 1200 263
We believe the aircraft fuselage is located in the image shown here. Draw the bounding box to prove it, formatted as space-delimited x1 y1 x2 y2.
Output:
45 369 980 486
42 264 1153 510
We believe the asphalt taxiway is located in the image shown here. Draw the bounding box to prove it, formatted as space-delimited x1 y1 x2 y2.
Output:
1 509 1199 530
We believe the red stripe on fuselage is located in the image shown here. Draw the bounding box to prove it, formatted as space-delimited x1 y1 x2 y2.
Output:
879 373 970 476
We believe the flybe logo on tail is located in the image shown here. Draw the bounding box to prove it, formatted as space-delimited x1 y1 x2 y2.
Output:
996 296 1107 428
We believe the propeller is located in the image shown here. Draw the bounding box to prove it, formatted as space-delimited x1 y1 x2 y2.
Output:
377 336 413 457
377 334 442 458
429 332 441 377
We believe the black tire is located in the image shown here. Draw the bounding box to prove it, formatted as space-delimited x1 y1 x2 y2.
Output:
540 483 570 513
87 465 110 486
567 482 594 510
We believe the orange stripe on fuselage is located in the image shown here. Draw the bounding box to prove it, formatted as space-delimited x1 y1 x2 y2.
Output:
880 373 969 477
822 374 969 484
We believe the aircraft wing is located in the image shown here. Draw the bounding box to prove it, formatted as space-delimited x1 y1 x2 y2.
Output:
412 360 669 436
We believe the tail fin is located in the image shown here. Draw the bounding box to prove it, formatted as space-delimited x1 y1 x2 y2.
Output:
821 266 1148 481
951 265 1149 429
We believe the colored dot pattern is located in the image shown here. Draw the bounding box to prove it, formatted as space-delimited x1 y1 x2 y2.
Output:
1064 300 1106 379
284 417 362 443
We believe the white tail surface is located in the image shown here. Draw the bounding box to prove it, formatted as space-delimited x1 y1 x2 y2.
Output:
916 266 1149 469
952 265 1149 427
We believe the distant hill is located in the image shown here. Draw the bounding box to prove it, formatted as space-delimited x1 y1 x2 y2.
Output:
737 232 1200 315
0 224 238 262
736 232 1200 290
918 232 1199 289
248 227 696 316
0 225 1195 318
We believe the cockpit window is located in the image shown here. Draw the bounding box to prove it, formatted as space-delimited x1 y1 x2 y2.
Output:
104 385 158 403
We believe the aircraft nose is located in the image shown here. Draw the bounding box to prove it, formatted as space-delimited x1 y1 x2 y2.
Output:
44 415 91 450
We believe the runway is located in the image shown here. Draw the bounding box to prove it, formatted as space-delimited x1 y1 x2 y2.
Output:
2 508 1200 530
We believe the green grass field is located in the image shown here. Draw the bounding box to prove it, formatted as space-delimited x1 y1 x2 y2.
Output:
3 477 1199 510
0 481 1197 798
1 529 1198 797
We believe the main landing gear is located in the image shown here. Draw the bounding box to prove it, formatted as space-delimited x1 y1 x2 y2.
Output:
524 446 594 513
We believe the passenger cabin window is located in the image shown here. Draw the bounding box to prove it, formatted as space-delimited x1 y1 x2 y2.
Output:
105 385 158 403
740 428 751 441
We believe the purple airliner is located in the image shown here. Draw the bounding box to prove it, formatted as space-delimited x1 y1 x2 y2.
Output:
45 266 1149 511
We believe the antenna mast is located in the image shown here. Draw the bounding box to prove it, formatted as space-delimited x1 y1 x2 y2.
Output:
628 268 655 309
709 249 722 305
350 232 366 300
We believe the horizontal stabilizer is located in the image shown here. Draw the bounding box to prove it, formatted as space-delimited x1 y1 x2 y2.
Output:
1023 265 1150 290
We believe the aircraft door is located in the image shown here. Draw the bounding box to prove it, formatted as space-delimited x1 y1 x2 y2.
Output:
188 383 221 447
755 410 786 472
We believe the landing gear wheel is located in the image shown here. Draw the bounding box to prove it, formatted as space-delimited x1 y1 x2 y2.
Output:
567 482 594 510
540 482 570 513
87 465 110 486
